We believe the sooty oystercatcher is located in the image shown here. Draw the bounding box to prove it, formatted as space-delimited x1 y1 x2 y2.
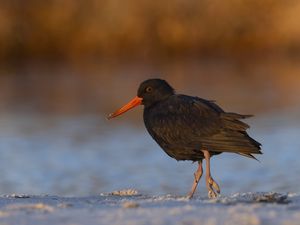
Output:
108 79 262 198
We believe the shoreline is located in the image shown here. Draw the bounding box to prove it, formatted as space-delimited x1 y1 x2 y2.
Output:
0 191 299 225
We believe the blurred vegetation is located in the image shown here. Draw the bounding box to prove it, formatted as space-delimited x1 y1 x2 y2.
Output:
0 0 299 115
1 0 300 63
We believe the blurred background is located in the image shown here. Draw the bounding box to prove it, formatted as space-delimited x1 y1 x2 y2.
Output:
0 0 299 196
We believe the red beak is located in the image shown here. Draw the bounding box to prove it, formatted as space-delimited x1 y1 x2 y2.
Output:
107 96 143 120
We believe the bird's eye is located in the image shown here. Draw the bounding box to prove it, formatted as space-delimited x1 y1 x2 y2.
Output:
146 86 153 93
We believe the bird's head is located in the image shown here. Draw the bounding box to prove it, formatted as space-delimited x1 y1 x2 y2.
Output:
107 79 174 119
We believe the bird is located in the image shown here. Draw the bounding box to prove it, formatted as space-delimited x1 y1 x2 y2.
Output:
107 79 262 198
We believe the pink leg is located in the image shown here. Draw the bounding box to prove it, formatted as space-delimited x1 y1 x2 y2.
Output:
202 150 220 198
187 160 203 199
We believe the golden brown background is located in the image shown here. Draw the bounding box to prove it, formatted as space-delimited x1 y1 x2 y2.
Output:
0 0 299 116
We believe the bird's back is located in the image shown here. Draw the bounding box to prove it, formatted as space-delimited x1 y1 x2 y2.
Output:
143 94 262 161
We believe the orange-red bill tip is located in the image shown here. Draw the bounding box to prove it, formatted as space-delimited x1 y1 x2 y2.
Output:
107 96 143 120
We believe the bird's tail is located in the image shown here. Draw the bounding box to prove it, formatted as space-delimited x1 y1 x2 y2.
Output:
202 112 262 159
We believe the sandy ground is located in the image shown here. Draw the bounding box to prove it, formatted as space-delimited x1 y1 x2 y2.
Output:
0 191 299 225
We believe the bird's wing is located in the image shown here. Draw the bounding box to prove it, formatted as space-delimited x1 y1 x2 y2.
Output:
147 95 222 146
148 95 261 155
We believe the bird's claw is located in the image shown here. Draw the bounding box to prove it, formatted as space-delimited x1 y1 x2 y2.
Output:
210 178 220 194
206 176 220 198
187 192 193 199
208 189 217 198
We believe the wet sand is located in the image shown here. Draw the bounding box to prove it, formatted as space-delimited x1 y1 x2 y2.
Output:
0 191 299 225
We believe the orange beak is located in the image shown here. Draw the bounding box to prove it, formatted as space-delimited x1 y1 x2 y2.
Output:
107 96 143 120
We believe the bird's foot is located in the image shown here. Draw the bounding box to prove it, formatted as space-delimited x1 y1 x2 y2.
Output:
187 172 203 199
187 163 203 199
206 176 220 199
187 192 194 199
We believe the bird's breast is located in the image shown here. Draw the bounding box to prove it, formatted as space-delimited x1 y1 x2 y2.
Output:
143 106 204 161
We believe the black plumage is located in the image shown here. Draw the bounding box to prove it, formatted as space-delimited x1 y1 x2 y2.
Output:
108 78 262 198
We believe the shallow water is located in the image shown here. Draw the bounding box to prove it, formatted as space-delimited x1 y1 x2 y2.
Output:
0 110 299 196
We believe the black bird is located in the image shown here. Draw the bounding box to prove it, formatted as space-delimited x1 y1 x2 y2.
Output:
108 79 262 198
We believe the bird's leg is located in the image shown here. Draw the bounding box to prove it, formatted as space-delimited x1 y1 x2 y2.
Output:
202 150 220 198
187 160 203 199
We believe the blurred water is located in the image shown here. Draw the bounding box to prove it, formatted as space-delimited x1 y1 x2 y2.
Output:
0 110 299 196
